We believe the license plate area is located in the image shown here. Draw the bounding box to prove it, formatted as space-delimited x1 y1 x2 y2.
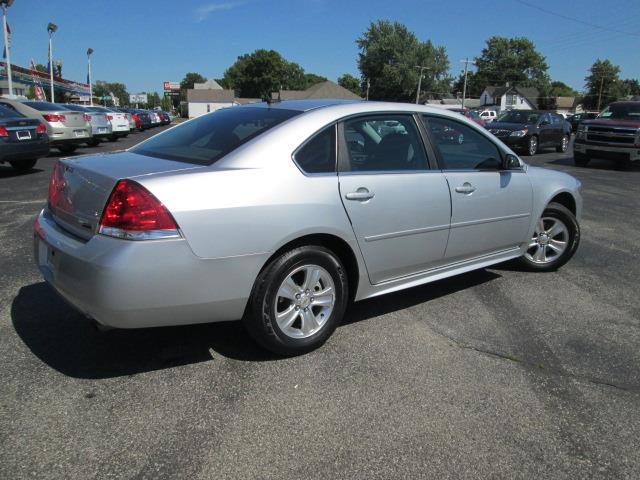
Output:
74 130 86 137
98 127 107 134
17 130 32 140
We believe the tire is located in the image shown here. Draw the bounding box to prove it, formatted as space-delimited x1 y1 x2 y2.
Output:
556 134 569 153
573 152 590 167
108 135 118 142
57 144 77 154
9 158 37 172
87 138 101 147
519 202 580 272
523 135 538 156
243 245 349 356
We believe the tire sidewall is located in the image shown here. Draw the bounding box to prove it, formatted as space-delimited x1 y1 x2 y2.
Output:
522 202 580 271
247 246 348 355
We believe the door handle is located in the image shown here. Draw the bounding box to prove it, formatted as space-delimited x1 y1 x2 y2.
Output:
345 188 375 201
455 182 476 194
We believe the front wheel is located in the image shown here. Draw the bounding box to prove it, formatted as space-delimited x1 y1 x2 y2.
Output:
523 135 538 156
520 202 580 271
87 138 101 147
556 134 569 153
9 158 38 172
243 246 348 355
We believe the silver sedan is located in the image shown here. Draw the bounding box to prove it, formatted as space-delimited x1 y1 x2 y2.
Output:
34 100 582 355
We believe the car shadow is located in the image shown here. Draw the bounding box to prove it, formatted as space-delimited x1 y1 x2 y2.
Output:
0 166 44 178
12 269 501 379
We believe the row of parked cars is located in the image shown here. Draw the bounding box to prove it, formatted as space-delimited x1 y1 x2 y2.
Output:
0 98 173 172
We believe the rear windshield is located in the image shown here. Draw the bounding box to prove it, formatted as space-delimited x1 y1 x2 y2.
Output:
87 106 110 112
0 105 24 118
60 104 89 112
131 107 301 165
598 104 640 120
496 111 540 124
22 101 62 111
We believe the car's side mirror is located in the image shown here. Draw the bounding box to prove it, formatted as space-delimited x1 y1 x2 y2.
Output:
503 154 522 170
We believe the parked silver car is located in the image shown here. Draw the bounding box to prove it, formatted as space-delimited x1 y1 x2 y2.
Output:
34 100 582 355
86 106 129 140
60 104 112 146
0 99 91 154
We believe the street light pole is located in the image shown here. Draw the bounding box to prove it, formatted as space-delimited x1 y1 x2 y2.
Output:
87 48 93 106
1 0 14 97
47 22 57 102
415 66 427 104
460 57 476 109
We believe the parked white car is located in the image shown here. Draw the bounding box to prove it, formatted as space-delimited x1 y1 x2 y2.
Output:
86 106 129 140
479 110 498 122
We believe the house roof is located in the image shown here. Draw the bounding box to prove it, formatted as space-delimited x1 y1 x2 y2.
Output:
274 80 361 101
193 79 223 90
483 85 539 109
187 89 235 103
235 97 261 105
555 96 577 109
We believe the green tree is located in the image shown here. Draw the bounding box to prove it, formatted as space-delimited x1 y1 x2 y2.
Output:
356 20 450 102
304 73 327 88
179 72 207 101
93 81 129 106
337 73 362 96
549 81 578 97
584 59 623 110
223 49 313 99
620 78 640 98
467 36 550 98
161 94 173 111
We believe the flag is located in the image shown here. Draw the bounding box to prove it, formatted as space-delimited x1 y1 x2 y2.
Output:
30 59 46 101
2 22 10 59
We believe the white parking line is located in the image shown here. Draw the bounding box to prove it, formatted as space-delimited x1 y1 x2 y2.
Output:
0 199 46 204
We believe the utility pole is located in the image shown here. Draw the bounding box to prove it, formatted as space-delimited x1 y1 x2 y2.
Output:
597 74 605 112
47 23 57 102
1 1 14 97
414 65 428 104
87 48 93 106
460 57 476 109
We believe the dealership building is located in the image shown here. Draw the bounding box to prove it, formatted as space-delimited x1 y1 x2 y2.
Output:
0 61 90 102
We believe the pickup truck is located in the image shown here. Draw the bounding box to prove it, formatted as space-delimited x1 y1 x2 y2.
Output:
573 101 640 167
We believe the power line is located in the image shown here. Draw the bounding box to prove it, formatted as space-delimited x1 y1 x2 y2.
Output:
516 0 640 38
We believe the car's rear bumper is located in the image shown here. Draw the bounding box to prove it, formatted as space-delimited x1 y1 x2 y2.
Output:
0 137 50 162
34 209 265 329
574 141 640 162
49 127 92 143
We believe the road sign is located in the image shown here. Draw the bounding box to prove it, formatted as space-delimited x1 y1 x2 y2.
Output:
163 81 180 91
129 93 148 103
164 91 180 97
99 95 112 101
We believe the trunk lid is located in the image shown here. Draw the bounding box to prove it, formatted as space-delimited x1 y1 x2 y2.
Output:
55 110 87 128
48 151 204 240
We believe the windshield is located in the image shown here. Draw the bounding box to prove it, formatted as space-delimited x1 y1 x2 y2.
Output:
598 103 640 120
496 111 540 124
131 106 301 165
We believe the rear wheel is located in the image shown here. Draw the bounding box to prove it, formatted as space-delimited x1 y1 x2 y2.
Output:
57 145 77 154
243 245 348 356
520 202 580 271
523 135 538 156
556 134 569 153
108 135 118 142
9 158 37 172
87 138 101 147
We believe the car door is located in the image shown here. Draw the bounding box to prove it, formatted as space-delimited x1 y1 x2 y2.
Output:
537 113 555 146
422 114 533 262
338 114 451 284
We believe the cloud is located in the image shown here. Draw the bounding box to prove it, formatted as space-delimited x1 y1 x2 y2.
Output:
195 2 242 22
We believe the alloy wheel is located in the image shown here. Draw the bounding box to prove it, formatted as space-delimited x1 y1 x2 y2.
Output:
529 136 538 155
525 217 569 264
274 264 336 339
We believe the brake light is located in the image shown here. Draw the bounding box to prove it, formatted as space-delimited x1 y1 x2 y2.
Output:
36 123 47 134
43 114 66 123
99 179 180 240
84 114 92 121
0 126 8 137
106 114 113 121
48 161 72 214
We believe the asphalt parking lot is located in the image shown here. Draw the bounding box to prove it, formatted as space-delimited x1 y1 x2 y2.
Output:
1 131 639 479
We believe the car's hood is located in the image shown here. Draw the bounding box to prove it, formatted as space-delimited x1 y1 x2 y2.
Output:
582 118 640 128
486 122 532 131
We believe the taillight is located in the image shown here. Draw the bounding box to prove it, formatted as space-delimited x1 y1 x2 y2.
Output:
99 179 180 240
43 114 66 123
0 126 8 137
106 114 113 121
48 161 65 210
36 123 47 134
84 114 92 121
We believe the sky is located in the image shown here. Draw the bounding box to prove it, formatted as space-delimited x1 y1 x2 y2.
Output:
4 0 640 95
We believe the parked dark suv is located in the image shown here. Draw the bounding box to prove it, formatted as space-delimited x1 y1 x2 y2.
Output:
567 112 598 132
486 110 572 156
